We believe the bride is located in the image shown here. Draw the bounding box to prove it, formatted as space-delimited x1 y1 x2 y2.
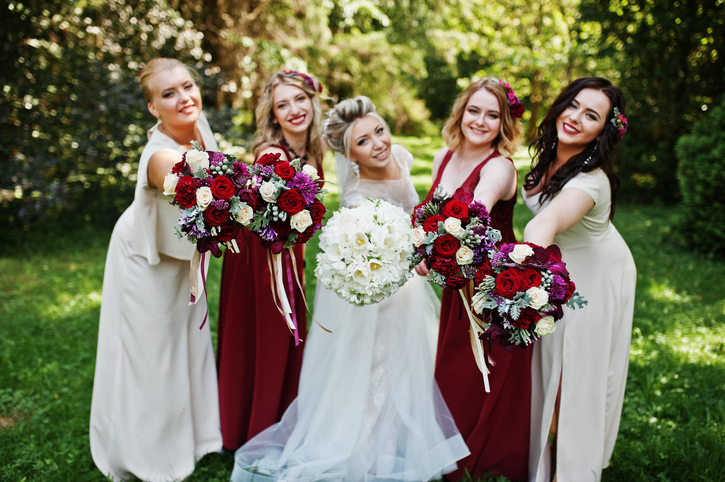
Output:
231 96 469 482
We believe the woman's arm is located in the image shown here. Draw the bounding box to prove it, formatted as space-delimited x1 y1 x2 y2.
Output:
472 156 517 212
523 187 594 247
147 150 183 190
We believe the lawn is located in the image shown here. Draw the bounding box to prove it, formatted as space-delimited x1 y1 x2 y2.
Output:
1 136 723 481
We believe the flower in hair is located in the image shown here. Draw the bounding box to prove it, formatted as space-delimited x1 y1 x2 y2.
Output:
610 107 628 140
282 70 323 93
499 79 525 118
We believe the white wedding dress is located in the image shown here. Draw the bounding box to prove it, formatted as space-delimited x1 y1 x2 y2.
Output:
231 145 469 481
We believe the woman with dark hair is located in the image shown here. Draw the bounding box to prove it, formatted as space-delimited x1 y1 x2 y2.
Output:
522 77 636 481
216 70 326 451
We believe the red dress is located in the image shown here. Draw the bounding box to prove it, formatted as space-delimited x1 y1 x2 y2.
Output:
216 145 324 450
427 149 532 481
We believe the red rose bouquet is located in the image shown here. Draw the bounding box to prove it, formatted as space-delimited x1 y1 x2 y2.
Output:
471 242 587 349
409 186 501 289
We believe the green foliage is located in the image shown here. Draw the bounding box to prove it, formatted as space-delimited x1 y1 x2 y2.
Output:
675 98 725 252
581 0 725 202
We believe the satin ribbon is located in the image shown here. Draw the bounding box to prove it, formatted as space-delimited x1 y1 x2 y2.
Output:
267 250 300 346
189 250 209 330
288 249 332 334
459 281 493 392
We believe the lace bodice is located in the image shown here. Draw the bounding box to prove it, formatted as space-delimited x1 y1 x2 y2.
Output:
341 144 420 214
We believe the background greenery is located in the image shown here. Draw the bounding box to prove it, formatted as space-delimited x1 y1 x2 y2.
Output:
1 138 723 481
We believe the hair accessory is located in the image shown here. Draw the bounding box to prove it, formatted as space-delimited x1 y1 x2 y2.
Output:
584 141 598 166
283 70 323 93
610 107 628 140
499 79 525 118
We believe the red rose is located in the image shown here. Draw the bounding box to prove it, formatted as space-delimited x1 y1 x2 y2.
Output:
216 222 239 242
494 268 524 297
257 152 282 166
432 234 460 258
296 223 319 244
513 307 541 329
274 162 296 181
203 205 230 227
521 268 543 289
431 257 460 277
475 258 494 286
423 214 445 233
277 189 305 214
565 279 576 301
271 220 293 237
441 199 469 220
310 199 326 223
211 176 236 200
174 176 197 208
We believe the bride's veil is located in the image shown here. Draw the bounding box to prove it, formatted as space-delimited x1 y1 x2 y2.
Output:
334 151 357 207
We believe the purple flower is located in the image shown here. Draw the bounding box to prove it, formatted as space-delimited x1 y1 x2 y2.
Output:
287 172 318 204
549 275 567 300
259 224 277 241
210 199 230 210
209 151 226 166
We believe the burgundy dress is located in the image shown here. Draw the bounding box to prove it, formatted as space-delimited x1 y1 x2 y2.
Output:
216 144 324 450
427 149 532 481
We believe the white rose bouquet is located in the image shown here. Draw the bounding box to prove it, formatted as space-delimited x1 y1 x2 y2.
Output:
315 199 414 306
470 242 588 349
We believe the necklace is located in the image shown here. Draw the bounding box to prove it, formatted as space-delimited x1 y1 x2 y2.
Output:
282 137 308 163
159 123 203 149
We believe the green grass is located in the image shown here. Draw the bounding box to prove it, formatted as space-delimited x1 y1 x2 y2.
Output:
1 137 723 481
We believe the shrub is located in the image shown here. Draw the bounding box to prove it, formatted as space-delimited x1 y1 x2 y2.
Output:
675 98 725 252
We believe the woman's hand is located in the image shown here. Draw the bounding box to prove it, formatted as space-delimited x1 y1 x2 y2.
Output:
414 260 429 276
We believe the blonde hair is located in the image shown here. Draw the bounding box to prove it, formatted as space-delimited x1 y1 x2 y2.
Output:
441 77 523 157
139 58 192 102
323 96 390 159
252 71 324 166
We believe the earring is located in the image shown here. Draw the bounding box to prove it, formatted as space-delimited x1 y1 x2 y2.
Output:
583 141 598 166
551 138 557 151
350 160 360 177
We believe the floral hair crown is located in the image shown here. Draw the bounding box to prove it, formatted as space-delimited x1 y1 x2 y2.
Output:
282 70 323 93
499 79 525 118
610 107 628 140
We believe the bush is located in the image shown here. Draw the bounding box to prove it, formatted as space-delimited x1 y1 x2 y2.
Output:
675 98 725 252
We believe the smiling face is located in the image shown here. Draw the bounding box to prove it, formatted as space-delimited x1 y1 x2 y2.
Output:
556 88 611 150
349 114 393 177
460 88 501 149
147 66 202 128
272 82 314 137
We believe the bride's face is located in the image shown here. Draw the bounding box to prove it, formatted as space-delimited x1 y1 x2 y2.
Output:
349 115 392 177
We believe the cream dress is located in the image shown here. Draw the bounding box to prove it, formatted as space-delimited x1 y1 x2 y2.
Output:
523 169 636 482
90 115 223 481
230 144 469 482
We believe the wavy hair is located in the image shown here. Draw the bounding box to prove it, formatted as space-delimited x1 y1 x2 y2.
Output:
139 58 192 102
251 71 324 166
524 77 626 219
441 77 523 157
322 96 390 159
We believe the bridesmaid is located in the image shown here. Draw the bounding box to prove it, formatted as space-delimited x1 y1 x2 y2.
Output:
417 77 530 481
522 77 635 482
90 58 222 481
216 70 326 451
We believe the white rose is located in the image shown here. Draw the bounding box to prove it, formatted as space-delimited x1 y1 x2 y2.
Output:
444 217 465 237
509 244 534 264
535 315 557 336
527 286 549 310
196 186 213 211
234 204 254 226
185 150 210 173
456 245 474 265
290 210 313 233
259 181 278 202
162 173 178 196
411 227 426 247
302 164 319 181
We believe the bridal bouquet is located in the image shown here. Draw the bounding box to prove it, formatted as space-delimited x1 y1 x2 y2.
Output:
471 242 587 349
315 199 414 306
409 186 501 289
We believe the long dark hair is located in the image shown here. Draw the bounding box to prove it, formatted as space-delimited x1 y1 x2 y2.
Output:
524 77 626 219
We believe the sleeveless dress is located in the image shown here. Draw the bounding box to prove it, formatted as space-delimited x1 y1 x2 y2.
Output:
523 169 636 482
230 144 470 482
426 149 532 481
90 115 223 481
216 144 324 450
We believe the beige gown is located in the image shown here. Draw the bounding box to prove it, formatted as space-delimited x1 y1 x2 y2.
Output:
90 115 223 481
523 169 636 482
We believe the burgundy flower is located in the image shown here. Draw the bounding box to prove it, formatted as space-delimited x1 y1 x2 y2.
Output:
277 189 305 214
257 152 282 166
203 205 230 227
431 257 460 277
296 222 320 244
270 220 293 237
216 222 239 242
441 199 469 220
423 215 445 233
474 258 494 286
433 234 460 258
171 160 186 175
310 199 326 223
565 279 576 302
174 176 197 208
211 176 236 200
513 307 542 330
274 162 296 181
521 268 543 289
494 268 524 297
446 275 467 289
197 237 222 258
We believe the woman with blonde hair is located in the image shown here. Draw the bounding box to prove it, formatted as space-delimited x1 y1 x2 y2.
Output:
417 77 531 480
90 58 222 481
230 96 469 481
216 70 326 451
